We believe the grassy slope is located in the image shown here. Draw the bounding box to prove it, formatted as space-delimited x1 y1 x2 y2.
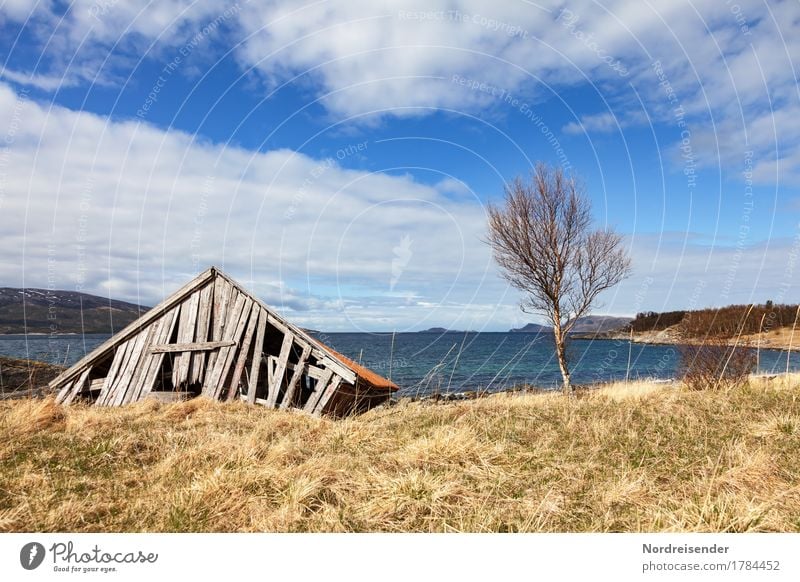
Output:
1 377 799 533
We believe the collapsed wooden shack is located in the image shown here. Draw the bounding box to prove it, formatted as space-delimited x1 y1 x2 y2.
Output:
49 267 398 416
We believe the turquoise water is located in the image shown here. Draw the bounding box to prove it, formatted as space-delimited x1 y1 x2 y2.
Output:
2 332 799 397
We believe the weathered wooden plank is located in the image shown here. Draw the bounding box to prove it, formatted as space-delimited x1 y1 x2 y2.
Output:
211 298 253 400
172 290 200 389
110 328 151 407
96 339 132 406
312 375 343 417
207 279 234 374
226 304 260 401
134 307 180 401
55 379 76 405
303 368 333 413
280 343 310 410
47 267 217 392
190 283 214 383
149 340 236 353
202 293 248 399
266 332 294 408
120 323 160 405
63 366 93 406
247 308 268 404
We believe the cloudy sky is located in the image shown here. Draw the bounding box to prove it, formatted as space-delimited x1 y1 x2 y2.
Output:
1 0 798 331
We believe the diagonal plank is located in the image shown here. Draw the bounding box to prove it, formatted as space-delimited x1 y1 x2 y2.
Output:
266 332 294 408
247 308 267 404
279 343 310 410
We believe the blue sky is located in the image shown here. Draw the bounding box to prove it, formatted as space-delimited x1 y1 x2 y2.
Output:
1 1 798 331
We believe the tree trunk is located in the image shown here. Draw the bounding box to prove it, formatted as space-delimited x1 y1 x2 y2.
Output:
553 322 572 396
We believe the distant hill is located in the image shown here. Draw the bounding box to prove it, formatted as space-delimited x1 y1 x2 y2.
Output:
0 287 149 334
510 316 631 334
569 316 631 333
509 323 551 333
418 327 474 333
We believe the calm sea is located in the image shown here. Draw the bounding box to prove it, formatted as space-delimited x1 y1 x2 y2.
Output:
2 332 799 397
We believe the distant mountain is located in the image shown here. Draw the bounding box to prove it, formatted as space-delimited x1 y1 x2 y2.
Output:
418 327 473 333
509 323 551 333
0 287 149 334
510 316 631 334
568 316 631 333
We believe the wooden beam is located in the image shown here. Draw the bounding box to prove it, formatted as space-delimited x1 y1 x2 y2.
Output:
109 328 151 407
190 283 214 384
226 303 260 401
247 308 267 404
96 339 132 406
149 341 236 353
55 379 75 405
203 295 252 400
133 307 180 402
303 368 333 414
312 375 343 417
120 323 160 405
172 290 200 389
63 366 92 405
279 343 310 410
266 331 294 408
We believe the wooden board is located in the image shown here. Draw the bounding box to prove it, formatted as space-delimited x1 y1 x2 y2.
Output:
247 308 268 404
202 293 249 399
190 283 214 384
280 343 310 410
109 327 151 407
149 340 236 353
96 339 132 406
63 366 93 405
312 375 343 417
173 290 201 389
130 307 180 403
303 368 333 413
266 332 294 408
226 304 261 401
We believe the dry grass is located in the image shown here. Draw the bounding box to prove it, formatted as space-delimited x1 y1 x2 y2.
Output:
1 377 799 532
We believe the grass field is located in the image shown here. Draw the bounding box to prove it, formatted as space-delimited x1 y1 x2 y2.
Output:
1 376 799 532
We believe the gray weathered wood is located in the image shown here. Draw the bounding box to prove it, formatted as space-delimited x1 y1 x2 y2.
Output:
206 279 234 374
280 343 310 410
226 303 260 401
312 375 343 417
172 290 200 389
247 308 267 404
119 324 159 405
134 307 180 402
266 332 294 408
55 379 76 405
303 368 333 413
96 339 132 406
202 293 249 399
190 283 214 383
149 340 236 353
110 328 151 407
63 366 93 405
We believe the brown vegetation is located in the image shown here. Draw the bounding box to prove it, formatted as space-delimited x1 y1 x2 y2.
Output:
2 376 799 532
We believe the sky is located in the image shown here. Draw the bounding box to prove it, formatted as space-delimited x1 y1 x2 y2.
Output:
0 0 798 332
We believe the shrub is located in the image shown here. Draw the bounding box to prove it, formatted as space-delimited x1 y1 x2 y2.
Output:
679 340 756 391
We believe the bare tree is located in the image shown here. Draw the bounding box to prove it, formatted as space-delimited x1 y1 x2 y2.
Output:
487 163 632 395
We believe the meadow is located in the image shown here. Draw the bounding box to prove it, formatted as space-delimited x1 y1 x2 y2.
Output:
1 376 799 532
